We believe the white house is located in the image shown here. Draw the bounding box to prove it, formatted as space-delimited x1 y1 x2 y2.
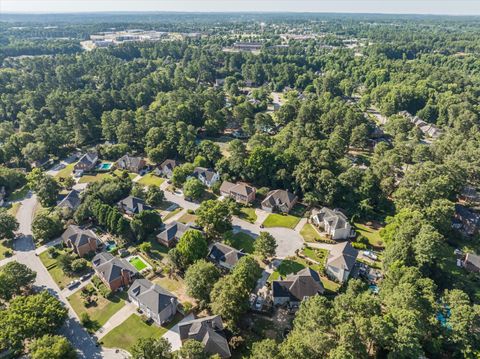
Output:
311 207 352 240
192 167 220 188
326 242 358 283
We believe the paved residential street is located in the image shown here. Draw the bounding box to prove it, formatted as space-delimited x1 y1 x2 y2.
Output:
11 192 125 359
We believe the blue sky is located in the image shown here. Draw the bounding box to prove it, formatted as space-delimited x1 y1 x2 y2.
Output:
2 1 480 15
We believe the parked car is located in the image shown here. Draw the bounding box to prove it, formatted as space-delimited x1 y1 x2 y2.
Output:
255 296 264 311
67 280 81 290
363 250 378 261
80 272 93 281
119 248 130 257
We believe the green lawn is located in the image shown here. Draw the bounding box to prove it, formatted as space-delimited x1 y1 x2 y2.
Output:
302 247 328 272
8 185 30 201
137 238 169 260
138 173 165 187
101 313 182 352
68 284 126 332
7 202 21 216
263 213 300 229
153 276 183 294
354 223 384 248
300 223 324 242
163 207 183 222
113 169 137 179
55 163 75 179
178 213 197 224
224 231 256 254
78 172 112 184
39 250 77 289
128 256 148 271
238 207 257 224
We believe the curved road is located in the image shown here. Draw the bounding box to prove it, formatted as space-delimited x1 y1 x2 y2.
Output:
12 192 126 359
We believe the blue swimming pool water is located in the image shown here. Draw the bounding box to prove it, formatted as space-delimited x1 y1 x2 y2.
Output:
99 162 112 170
105 241 117 252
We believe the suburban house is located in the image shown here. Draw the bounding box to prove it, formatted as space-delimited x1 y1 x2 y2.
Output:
261 189 298 213
156 221 191 248
154 159 179 178
219 181 256 204
192 167 220 188
92 252 137 291
326 242 358 283
272 268 324 306
311 207 353 240
179 315 231 358
454 204 480 236
118 196 154 215
233 41 262 52
116 154 146 173
62 225 98 257
128 279 178 326
463 253 480 273
208 242 245 270
57 189 82 211
73 151 98 176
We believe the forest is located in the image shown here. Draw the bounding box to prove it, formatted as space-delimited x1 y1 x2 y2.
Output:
1 12 480 358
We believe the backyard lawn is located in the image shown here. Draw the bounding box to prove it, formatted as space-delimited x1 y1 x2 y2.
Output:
354 223 384 248
138 173 165 187
78 172 112 184
68 284 126 332
262 213 300 229
55 163 75 179
224 231 256 254
302 247 328 271
178 212 197 224
153 275 194 304
237 207 257 224
300 223 323 242
101 313 182 352
113 169 137 179
39 250 77 289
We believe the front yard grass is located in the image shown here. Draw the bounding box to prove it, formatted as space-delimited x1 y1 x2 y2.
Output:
0 240 13 260
138 173 165 187
7 202 21 216
55 163 75 179
68 284 126 332
300 223 323 242
237 207 257 224
8 185 30 201
162 207 183 222
354 222 384 248
178 212 197 224
113 169 137 179
263 213 300 229
38 250 77 289
302 247 328 271
101 314 168 352
224 231 256 254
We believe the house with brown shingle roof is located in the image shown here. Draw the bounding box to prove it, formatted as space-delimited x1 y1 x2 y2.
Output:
92 252 137 291
261 189 297 214
178 315 231 358
154 159 179 179
219 181 256 204
62 225 98 257
463 253 480 273
116 154 146 173
272 267 324 306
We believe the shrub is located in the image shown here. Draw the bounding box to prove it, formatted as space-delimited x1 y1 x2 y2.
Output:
47 246 57 258
352 242 367 250
71 258 88 273
80 312 91 327
356 235 369 245
257 187 270 197
187 209 195 215
4 250 13 257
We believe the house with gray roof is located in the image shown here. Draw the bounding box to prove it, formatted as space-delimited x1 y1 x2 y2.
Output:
311 207 352 240
154 159 179 178
57 189 82 211
192 167 220 188
219 181 256 204
62 225 98 257
261 189 297 214
178 315 231 358
92 252 137 291
156 221 191 248
118 196 154 216
463 253 480 273
272 267 324 306
208 243 245 270
326 242 358 283
116 154 146 173
128 279 178 326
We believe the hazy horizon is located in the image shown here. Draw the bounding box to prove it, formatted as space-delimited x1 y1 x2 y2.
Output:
2 1 480 16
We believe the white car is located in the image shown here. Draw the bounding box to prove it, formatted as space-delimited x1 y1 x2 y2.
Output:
364 251 378 261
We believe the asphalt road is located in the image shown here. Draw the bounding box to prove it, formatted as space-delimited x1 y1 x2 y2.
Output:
13 192 126 359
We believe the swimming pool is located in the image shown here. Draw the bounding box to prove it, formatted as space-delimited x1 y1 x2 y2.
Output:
105 241 117 252
97 162 113 171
